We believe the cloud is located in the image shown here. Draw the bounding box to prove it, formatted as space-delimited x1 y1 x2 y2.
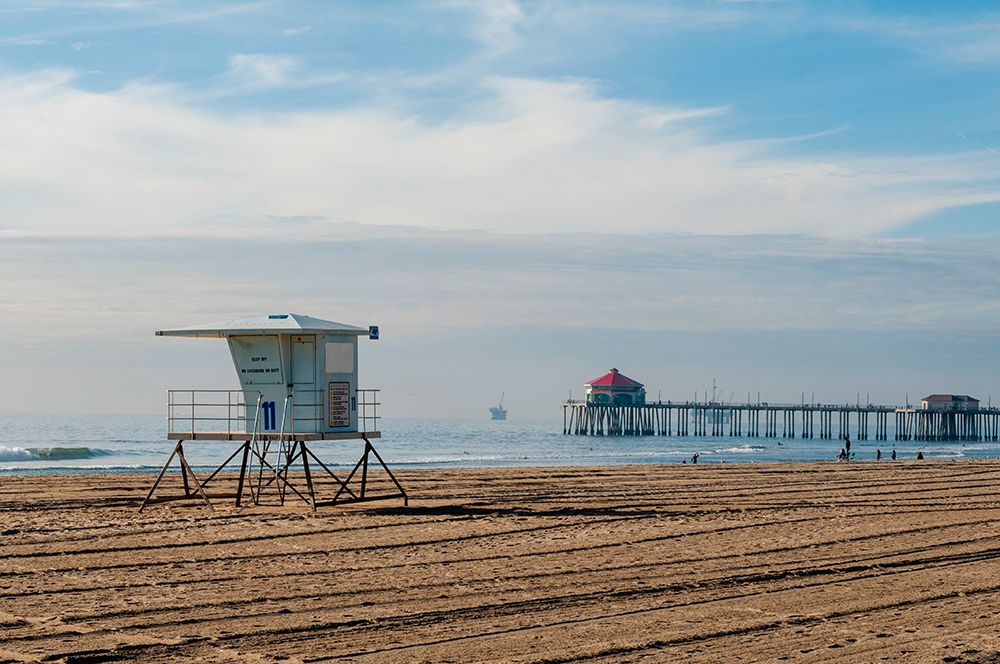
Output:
447 0 525 56
5 38 50 46
204 53 347 98
3 230 1000 356
502 3 1000 69
0 2 273 48
798 10 1000 66
0 68 998 239
3 230 1000 415
227 53 300 86
529 0 788 34
281 25 311 37
638 105 730 129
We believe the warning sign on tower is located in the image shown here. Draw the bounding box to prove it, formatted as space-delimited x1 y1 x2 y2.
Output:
328 382 350 428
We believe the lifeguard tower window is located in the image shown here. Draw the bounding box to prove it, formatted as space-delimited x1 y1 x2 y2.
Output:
326 341 354 373
143 313 406 512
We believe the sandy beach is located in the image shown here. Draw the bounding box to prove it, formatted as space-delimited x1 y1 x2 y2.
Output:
3 461 1000 663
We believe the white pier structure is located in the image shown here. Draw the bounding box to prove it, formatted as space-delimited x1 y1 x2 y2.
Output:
140 313 407 512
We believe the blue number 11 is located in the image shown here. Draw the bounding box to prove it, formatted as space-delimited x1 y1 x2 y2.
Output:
262 401 276 430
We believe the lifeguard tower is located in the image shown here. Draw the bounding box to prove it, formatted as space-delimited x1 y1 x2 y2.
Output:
140 313 407 512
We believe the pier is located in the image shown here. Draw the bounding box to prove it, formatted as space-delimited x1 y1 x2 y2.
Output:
561 401 1000 442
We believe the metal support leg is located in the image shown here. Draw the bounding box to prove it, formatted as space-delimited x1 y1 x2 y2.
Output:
138 440 214 512
176 448 214 512
301 441 317 512
179 442 191 498
325 436 406 507
139 441 181 513
364 436 409 506
235 440 251 507
360 442 370 499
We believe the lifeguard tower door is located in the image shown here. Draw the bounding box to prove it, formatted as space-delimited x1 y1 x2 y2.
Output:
291 336 318 433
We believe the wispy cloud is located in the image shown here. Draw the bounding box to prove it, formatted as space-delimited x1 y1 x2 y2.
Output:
807 11 1000 66
3 231 1000 344
280 25 311 37
528 0 791 33
492 3 1000 69
747 125 849 145
638 105 730 129
4 38 50 46
0 69 997 239
448 0 525 57
0 1 273 47
188 53 348 99
3 230 1000 415
227 53 300 87
955 131 1000 157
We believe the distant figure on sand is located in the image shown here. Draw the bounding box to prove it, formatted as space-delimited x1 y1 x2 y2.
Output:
692 452 699 464
838 448 847 461
876 449 882 461
917 451 924 460
844 435 851 456
891 449 897 461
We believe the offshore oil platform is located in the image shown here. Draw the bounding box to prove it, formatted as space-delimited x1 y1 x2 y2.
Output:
563 369 999 442
490 393 507 420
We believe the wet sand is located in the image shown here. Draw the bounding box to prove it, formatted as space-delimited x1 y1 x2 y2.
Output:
3 461 1000 662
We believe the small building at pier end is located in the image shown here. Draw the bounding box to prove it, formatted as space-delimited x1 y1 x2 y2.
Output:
921 394 980 412
585 368 646 406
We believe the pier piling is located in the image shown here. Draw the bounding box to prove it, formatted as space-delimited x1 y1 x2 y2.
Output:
561 400 1000 442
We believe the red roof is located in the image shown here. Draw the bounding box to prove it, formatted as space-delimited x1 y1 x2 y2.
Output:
923 394 978 402
586 368 644 388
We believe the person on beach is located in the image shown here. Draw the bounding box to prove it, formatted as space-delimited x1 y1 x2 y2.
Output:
876 448 882 461
838 448 847 461
844 435 851 456
917 451 924 460
692 452 699 464
891 449 897 461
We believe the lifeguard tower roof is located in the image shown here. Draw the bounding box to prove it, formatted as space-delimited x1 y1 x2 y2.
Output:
155 313 368 338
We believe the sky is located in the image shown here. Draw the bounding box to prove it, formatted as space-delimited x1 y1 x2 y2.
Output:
1 0 999 420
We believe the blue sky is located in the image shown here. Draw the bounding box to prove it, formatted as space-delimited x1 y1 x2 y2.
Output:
5 1 1000 149
1 1 999 418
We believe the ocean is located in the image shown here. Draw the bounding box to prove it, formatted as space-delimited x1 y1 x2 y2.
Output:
1 412 998 475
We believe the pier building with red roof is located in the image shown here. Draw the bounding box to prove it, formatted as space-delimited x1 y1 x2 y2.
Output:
585 368 646 406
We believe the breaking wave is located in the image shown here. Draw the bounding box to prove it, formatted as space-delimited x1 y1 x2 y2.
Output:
0 446 113 462
713 445 767 454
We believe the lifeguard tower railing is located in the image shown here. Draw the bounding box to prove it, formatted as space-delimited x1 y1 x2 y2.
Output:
145 387 403 512
167 388 381 440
